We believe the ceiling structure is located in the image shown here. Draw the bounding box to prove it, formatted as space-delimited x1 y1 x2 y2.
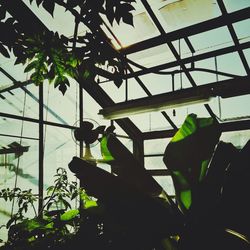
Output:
0 0 249 142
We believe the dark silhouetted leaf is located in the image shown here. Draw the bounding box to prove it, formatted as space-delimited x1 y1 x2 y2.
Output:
105 0 115 25
59 83 67 95
36 0 43 6
24 60 37 73
122 12 134 26
42 0 55 17
0 43 10 58
0 7 6 20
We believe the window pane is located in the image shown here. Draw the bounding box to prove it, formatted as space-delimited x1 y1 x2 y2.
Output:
153 176 175 196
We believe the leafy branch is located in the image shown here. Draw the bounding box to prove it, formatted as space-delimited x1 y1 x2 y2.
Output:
0 0 136 94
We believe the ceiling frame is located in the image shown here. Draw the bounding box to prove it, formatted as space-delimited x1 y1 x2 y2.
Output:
140 0 217 120
124 41 250 79
120 7 250 55
0 0 249 140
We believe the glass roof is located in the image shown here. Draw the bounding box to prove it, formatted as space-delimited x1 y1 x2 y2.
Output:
0 0 249 137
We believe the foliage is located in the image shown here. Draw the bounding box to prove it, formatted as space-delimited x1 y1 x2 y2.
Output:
0 167 97 249
0 0 136 94
0 188 38 228
163 113 221 212
69 116 250 249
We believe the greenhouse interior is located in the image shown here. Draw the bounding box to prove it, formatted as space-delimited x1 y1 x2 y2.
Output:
0 0 250 249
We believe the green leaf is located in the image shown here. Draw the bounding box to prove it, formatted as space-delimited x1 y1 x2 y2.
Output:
163 114 221 212
85 200 98 209
100 135 115 161
60 209 79 221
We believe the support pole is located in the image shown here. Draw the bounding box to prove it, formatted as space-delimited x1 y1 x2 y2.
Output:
38 84 44 213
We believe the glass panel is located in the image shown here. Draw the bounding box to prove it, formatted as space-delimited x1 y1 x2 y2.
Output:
243 48 250 65
153 176 175 196
138 73 173 95
100 81 126 103
102 3 159 48
172 38 193 58
217 52 247 76
219 95 250 121
128 44 175 68
144 138 171 155
189 27 233 55
188 58 217 85
130 112 175 132
0 59 28 82
83 89 110 128
0 121 39 242
23 0 77 37
145 156 166 170
220 130 250 149
223 0 250 13
159 0 221 32
127 78 150 100
0 71 13 89
0 118 39 139
1 84 39 119
118 137 133 153
233 19 250 44
45 79 78 125
43 126 78 188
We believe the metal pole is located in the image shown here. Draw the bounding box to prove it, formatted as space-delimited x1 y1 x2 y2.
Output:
38 83 44 213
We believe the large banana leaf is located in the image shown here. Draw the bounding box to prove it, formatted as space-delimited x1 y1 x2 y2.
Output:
163 114 221 212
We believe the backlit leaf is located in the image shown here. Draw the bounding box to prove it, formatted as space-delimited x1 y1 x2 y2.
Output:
60 209 79 221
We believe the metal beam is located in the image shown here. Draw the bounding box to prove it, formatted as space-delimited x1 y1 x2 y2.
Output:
143 119 250 140
216 0 250 75
0 67 68 125
125 41 250 79
77 77 142 140
99 76 250 119
0 133 38 141
126 64 177 129
0 80 33 94
121 7 250 55
0 111 76 130
140 0 217 120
